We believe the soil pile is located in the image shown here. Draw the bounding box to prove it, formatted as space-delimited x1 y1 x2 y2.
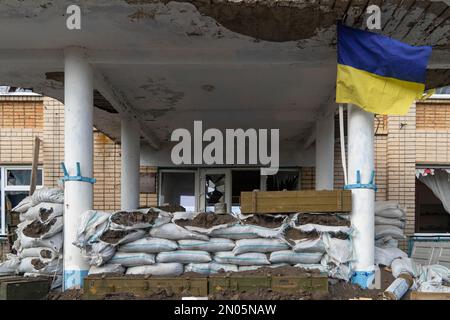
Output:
100 229 139 244
22 218 57 238
296 214 350 227
175 213 237 229
241 215 284 228
111 210 158 226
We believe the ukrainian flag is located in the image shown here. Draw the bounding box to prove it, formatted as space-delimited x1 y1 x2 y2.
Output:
336 24 432 115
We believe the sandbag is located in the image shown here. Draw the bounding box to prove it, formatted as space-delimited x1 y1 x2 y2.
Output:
233 238 289 255
322 233 353 265
292 237 326 253
296 224 352 235
210 224 283 240
31 188 64 205
126 263 184 276
375 246 407 267
375 236 399 249
184 262 238 275
17 232 63 252
214 252 270 266
374 216 405 228
178 238 235 252
18 257 62 274
84 241 116 267
109 208 171 230
20 203 64 222
156 250 211 264
375 201 406 219
74 210 111 247
12 196 32 213
109 252 155 267
293 263 328 273
238 264 289 272
21 216 63 239
391 257 418 278
19 247 58 262
88 264 125 275
375 225 405 240
118 237 178 253
0 254 20 275
269 250 323 264
150 223 209 241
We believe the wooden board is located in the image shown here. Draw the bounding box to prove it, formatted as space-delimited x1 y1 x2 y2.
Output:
84 276 208 300
410 291 450 300
240 190 352 214
0 276 51 300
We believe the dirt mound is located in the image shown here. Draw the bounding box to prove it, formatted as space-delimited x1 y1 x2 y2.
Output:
111 210 159 226
23 218 57 238
210 288 312 300
175 213 237 229
285 227 349 241
241 215 284 228
296 214 350 227
157 205 186 213
327 280 383 300
47 289 83 300
100 229 139 244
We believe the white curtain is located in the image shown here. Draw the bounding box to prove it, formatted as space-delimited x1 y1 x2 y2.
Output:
418 169 450 214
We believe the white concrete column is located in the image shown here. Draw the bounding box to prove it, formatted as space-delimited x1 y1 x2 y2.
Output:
63 47 93 290
121 117 141 210
347 104 375 288
315 112 335 190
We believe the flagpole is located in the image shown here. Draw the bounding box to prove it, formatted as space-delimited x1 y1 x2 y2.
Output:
339 104 348 186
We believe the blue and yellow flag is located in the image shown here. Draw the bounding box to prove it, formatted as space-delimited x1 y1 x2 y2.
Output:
336 24 432 115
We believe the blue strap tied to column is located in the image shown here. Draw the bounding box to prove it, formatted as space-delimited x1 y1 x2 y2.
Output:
344 170 377 191
60 162 96 184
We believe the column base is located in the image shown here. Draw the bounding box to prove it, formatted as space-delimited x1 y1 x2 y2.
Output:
351 270 375 289
64 269 89 291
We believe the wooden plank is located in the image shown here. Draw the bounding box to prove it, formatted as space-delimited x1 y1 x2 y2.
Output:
240 190 352 214
29 136 41 196
410 291 450 300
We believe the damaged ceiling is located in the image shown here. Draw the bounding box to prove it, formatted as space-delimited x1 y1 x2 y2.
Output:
0 0 449 161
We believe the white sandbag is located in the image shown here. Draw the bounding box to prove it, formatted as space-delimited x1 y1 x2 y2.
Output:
84 241 116 267
88 264 125 275
293 263 328 273
18 257 62 274
178 238 235 252
184 262 238 275
375 246 407 267
238 264 289 272
375 201 406 219
126 263 184 276
211 224 284 240
374 216 405 228
233 238 289 255
0 254 20 275
322 233 354 264
375 225 405 240
156 250 211 264
20 216 63 240
375 236 399 249
419 282 450 293
18 232 63 252
109 208 171 230
292 237 326 253
74 210 111 247
296 224 352 235
269 250 323 264
391 257 418 278
214 252 270 266
150 223 209 241
109 252 155 267
118 237 178 253
172 212 238 234
375 201 402 212
31 188 64 205
21 203 64 222
12 196 32 213
19 247 58 262
327 263 353 281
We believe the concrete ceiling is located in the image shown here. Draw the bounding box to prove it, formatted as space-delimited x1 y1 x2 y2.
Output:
0 0 449 153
